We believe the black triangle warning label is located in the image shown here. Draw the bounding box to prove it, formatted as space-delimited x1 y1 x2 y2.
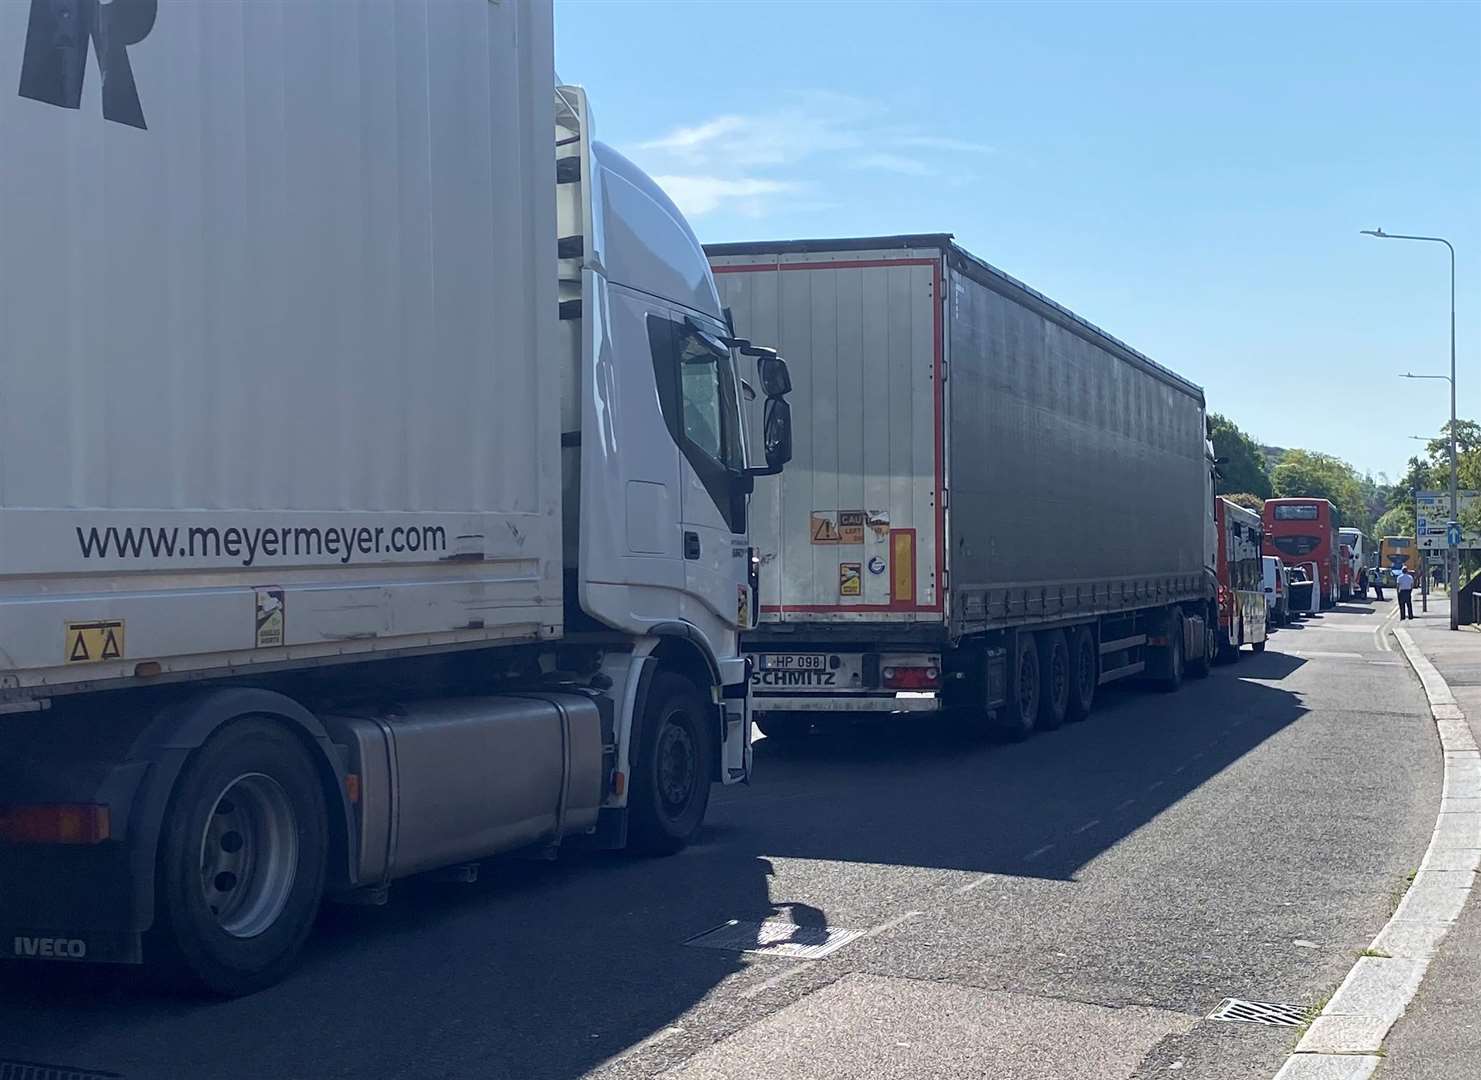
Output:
811 514 840 543
65 619 125 665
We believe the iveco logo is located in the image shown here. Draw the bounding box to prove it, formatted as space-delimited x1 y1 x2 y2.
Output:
13 935 87 959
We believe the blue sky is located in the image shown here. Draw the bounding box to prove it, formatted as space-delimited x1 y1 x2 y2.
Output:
556 0 1481 481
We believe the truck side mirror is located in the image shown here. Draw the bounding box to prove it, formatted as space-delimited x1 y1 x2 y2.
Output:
763 397 793 471
746 397 793 477
756 355 791 398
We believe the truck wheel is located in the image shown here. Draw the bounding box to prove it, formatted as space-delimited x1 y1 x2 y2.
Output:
1252 638 1267 654
1036 631 1070 731
755 711 812 744
151 718 328 996
1066 625 1097 721
1000 634 1040 741
1187 610 1214 679
628 672 713 855
1157 609 1184 692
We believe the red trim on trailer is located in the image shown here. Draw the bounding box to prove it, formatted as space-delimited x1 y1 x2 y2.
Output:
712 255 946 614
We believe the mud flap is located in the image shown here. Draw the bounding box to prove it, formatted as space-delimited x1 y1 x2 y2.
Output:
720 661 752 784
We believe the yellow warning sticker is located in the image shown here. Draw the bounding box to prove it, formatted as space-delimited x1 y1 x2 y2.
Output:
839 562 862 597
810 511 840 544
736 584 750 630
255 588 285 648
838 511 865 545
66 620 125 664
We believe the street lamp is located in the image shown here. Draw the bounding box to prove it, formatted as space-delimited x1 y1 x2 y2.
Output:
1365 228 1459 629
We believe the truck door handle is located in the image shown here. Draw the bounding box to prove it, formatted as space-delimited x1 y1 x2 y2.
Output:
684 531 701 560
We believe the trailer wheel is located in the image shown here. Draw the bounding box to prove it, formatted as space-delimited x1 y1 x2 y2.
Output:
1000 634 1040 741
755 711 812 744
1066 626 1097 721
151 718 327 996
1252 638 1267 654
1036 631 1070 731
1157 609 1185 692
628 672 713 855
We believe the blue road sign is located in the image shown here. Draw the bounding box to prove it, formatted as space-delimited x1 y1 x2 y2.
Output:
1447 521 1462 548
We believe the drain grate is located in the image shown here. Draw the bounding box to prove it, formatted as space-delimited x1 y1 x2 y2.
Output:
684 919 864 960
1208 997 1309 1027
0 1061 122 1080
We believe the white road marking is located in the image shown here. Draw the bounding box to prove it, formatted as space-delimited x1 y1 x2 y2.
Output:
862 910 924 938
955 874 995 895
1272 626 1481 1077
1024 842 1056 861
1148 779 1166 790
1073 818 1101 834
1113 797 1137 813
1287 650 1365 660
739 962 815 1000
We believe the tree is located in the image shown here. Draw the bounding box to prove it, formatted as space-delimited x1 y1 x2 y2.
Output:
1375 505 1412 539
1208 414 1272 499
1223 492 1265 514
1271 449 1366 530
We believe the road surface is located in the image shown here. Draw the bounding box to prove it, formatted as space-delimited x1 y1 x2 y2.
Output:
0 598 1441 1080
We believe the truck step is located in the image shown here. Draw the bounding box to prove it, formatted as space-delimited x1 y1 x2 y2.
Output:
559 299 582 321
558 235 584 259
1098 660 1146 685
556 156 581 183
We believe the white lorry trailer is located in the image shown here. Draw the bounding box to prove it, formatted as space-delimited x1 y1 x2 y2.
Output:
708 235 1214 741
0 0 791 994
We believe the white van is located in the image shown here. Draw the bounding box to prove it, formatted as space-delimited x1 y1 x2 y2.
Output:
1262 556 1290 627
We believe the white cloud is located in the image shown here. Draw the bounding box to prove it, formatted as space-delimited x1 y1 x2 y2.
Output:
625 93 991 218
653 176 798 217
850 152 935 176
639 116 750 155
894 134 995 154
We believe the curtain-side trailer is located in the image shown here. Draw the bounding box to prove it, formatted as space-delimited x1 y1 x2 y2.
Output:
709 235 1215 742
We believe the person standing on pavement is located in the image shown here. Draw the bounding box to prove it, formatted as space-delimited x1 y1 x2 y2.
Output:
1397 565 1415 620
1358 566 1368 600
1373 568 1385 601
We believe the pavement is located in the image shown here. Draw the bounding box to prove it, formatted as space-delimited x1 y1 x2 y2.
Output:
0 597 1450 1080
1376 594 1481 1080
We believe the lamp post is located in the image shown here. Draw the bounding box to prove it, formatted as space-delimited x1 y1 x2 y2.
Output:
1364 228 1459 629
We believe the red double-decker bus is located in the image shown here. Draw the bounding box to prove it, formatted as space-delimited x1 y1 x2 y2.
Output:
1262 498 1339 609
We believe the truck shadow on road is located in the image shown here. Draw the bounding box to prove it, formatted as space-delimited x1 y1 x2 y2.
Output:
0 662 1309 1080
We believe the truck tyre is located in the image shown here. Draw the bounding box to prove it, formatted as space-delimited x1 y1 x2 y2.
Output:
755 711 812 744
1066 625 1097 721
628 672 713 855
1000 634 1040 741
1158 609 1185 692
1186 609 1215 679
1252 637 1267 654
151 718 328 996
1036 630 1070 731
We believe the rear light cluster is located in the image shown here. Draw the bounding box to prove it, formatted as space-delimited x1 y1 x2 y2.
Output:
882 664 941 690
0 804 111 845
